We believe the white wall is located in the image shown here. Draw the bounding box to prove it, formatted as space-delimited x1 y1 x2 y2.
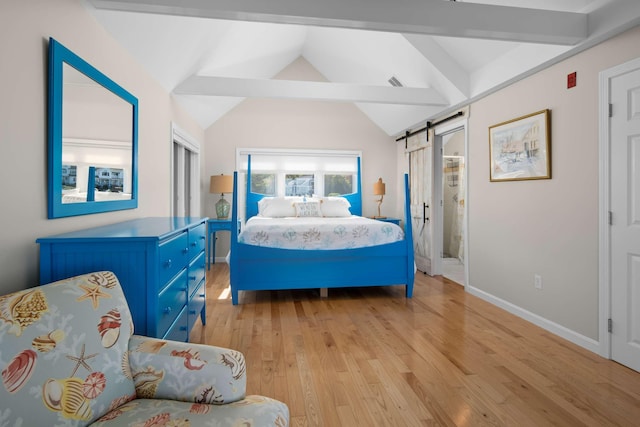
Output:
0 0 203 293
467 25 640 343
204 57 398 258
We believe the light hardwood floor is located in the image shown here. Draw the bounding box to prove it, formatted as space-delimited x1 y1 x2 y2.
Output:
191 264 640 426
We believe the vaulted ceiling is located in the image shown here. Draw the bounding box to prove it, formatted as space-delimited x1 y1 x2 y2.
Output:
86 0 640 136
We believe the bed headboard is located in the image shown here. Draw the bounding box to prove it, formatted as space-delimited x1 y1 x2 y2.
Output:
244 155 362 219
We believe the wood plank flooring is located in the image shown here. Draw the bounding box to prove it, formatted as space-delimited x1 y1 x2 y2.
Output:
191 264 640 426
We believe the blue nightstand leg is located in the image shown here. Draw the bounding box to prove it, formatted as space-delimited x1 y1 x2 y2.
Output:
211 232 216 266
207 231 216 270
207 219 233 270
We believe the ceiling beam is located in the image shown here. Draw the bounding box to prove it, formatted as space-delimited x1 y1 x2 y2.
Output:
174 76 448 106
90 0 587 45
402 33 470 99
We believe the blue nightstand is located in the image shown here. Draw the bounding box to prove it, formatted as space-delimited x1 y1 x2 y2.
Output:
208 219 234 270
371 217 401 225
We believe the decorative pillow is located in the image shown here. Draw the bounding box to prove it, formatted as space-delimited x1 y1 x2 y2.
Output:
258 197 301 217
320 197 352 217
294 201 322 217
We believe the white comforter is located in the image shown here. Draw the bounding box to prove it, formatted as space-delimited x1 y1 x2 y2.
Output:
238 216 404 250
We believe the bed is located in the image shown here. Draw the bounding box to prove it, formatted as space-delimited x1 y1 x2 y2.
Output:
228 157 414 305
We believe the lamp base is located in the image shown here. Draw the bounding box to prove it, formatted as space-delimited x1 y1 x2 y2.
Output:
376 197 384 219
215 196 230 219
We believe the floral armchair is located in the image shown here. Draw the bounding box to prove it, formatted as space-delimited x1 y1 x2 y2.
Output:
0 271 289 426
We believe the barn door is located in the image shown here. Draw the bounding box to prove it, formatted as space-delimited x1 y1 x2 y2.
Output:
407 134 433 275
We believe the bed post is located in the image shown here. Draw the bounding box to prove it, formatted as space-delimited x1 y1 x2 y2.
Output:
230 171 239 305
353 157 362 216
245 155 252 220
403 173 415 297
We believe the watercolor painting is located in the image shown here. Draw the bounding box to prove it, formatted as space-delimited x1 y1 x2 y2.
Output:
489 109 551 182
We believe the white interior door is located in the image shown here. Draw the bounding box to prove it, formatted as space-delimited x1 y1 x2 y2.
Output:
408 134 433 275
610 64 640 372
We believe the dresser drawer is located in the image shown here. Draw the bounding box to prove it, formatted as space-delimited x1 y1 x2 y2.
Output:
158 231 189 284
188 251 206 297
188 280 206 333
189 222 207 254
157 269 188 337
162 307 189 342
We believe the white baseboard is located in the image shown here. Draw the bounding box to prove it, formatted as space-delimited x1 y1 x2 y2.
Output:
466 284 604 356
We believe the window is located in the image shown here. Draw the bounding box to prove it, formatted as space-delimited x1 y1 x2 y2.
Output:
250 173 276 195
62 165 77 189
285 174 314 196
238 148 360 197
95 167 124 192
324 174 352 196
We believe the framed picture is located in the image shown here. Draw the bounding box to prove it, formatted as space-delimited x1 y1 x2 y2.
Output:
489 109 551 182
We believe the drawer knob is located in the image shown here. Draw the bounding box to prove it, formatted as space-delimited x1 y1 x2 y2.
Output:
200 236 206 240
164 259 172 268
189 310 196 315
191 242 197 247
189 275 196 281
199 293 205 298
180 326 187 331
163 307 172 314
183 247 189 254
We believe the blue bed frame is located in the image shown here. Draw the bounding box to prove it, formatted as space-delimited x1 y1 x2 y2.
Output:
229 157 414 305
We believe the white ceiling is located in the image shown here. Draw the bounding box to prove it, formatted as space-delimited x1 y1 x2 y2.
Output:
85 0 640 136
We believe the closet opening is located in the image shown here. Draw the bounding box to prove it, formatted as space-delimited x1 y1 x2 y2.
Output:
171 123 200 217
438 128 466 285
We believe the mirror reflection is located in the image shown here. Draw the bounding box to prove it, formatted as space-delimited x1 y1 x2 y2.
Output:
47 38 138 218
61 64 133 204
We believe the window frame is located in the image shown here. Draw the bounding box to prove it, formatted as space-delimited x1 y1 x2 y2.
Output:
238 148 360 198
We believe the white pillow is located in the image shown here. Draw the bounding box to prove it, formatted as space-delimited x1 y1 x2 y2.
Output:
294 201 322 217
258 197 301 217
257 197 273 215
320 197 352 217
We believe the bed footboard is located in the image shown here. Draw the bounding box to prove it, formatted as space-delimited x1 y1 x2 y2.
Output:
230 243 412 305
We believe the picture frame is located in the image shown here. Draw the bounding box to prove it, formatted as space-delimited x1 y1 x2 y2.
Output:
489 109 551 182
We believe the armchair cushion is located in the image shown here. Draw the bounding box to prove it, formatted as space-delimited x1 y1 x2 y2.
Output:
128 335 246 404
92 396 289 426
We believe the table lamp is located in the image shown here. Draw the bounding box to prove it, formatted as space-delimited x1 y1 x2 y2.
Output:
209 174 233 219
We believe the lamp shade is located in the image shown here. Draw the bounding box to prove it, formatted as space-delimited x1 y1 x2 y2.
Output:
209 174 233 194
373 178 386 196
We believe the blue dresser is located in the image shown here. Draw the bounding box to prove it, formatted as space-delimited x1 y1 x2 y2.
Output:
37 217 208 342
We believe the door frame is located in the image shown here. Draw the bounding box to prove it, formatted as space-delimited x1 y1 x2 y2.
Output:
598 56 640 359
432 118 469 285
170 122 201 217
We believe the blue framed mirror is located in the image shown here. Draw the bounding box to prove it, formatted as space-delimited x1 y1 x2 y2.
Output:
47 38 138 218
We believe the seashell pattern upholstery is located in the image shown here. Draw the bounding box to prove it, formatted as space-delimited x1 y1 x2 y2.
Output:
0 271 289 426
